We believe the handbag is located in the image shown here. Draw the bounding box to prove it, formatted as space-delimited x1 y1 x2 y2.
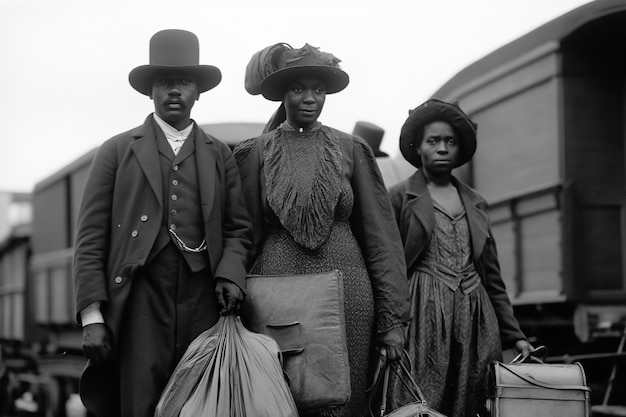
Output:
240 270 351 413
367 352 447 417
487 346 591 417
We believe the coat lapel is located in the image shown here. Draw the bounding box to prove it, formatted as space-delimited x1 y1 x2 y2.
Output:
406 170 435 237
405 170 490 267
130 115 163 208
194 125 216 219
405 170 435 269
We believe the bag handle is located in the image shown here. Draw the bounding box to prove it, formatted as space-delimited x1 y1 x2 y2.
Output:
366 350 430 417
510 345 548 364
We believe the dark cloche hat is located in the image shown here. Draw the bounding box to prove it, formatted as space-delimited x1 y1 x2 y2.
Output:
399 98 477 168
257 43 349 101
129 29 222 96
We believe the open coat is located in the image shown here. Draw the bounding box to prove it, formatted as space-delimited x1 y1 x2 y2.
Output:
388 169 525 347
73 115 252 415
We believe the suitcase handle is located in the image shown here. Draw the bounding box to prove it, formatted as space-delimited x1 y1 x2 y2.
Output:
511 345 548 364
499 363 591 392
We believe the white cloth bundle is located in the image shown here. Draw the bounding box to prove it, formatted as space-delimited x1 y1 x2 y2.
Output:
155 315 299 417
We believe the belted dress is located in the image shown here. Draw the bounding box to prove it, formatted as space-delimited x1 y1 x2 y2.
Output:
387 169 526 417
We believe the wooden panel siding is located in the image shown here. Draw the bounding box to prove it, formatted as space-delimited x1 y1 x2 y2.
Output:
448 43 560 116
472 84 560 201
491 221 517 296
520 210 561 293
563 77 624 185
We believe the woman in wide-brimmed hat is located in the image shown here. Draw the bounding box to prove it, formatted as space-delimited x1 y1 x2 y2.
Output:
234 43 411 417
387 99 533 417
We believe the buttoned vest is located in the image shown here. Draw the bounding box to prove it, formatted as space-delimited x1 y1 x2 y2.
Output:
148 126 210 272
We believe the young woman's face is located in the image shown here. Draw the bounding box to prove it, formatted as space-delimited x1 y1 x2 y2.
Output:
283 78 326 130
417 120 460 174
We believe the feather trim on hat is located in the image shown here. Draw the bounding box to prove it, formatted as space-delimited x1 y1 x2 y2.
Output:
283 44 341 67
245 43 292 95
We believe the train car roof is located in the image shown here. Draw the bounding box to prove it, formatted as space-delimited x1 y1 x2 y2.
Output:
432 0 626 99
33 122 266 192
199 122 265 146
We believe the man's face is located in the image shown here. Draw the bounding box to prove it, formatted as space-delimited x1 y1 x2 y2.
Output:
151 72 199 130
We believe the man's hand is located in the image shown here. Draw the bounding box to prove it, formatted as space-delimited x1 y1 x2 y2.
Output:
82 323 113 363
377 326 406 362
215 279 244 315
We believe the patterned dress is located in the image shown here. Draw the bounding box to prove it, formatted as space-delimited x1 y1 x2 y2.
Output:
389 201 502 417
235 122 410 417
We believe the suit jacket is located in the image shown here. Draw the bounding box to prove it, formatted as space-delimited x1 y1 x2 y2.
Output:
388 169 525 347
73 115 252 415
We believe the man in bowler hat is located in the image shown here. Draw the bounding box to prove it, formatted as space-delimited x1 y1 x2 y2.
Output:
73 29 252 417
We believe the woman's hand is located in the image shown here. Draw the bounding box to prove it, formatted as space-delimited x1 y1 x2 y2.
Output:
513 339 534 359
378 326 406 362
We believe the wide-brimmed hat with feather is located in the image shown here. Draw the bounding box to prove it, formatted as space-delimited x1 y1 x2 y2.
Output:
129 29 222 96
399 99 477 168
245 43 349 101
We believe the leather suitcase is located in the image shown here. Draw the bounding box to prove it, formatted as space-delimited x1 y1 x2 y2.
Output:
241 270 351 413
487 361 591 417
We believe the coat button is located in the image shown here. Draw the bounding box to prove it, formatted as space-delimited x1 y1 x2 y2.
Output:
173 165 179 171
170 224 176 230
171 194 178 201
140 215 148 222
172 179 179 186
115 276 123 284
131 230 138 237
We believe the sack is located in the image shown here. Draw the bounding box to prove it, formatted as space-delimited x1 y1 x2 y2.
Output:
487 346 590 417
241 270 350 413
155 315 299 417
367 353 447 417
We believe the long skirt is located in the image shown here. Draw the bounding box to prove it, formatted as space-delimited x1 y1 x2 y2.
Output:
252 223 375 417
388 269 502 417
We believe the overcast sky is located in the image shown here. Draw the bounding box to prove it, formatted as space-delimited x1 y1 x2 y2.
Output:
0 0 590 192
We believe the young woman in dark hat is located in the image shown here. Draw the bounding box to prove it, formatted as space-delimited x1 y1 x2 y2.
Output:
387 99 533 417
235 43 411 417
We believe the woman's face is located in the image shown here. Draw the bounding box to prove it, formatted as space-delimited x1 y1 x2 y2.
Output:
283 78 326 130
416 120 460 175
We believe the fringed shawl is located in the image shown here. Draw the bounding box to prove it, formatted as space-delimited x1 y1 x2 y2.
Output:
264 122 342 250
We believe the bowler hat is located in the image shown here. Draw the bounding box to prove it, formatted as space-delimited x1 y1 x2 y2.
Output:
79 361 119 417
259 44 349 101
353 121 389 157
399 99 477 168
129 29 222 96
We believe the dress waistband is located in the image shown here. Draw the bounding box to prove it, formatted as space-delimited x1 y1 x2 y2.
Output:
415 262 480 294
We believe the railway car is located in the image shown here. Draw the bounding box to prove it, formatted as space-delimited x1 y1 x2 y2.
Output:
430 0 626 408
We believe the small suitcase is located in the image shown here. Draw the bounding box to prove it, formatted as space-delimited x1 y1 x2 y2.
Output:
487 360 591 417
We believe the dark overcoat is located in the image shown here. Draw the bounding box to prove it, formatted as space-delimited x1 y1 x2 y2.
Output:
73 114 252 414
388 169 525 347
